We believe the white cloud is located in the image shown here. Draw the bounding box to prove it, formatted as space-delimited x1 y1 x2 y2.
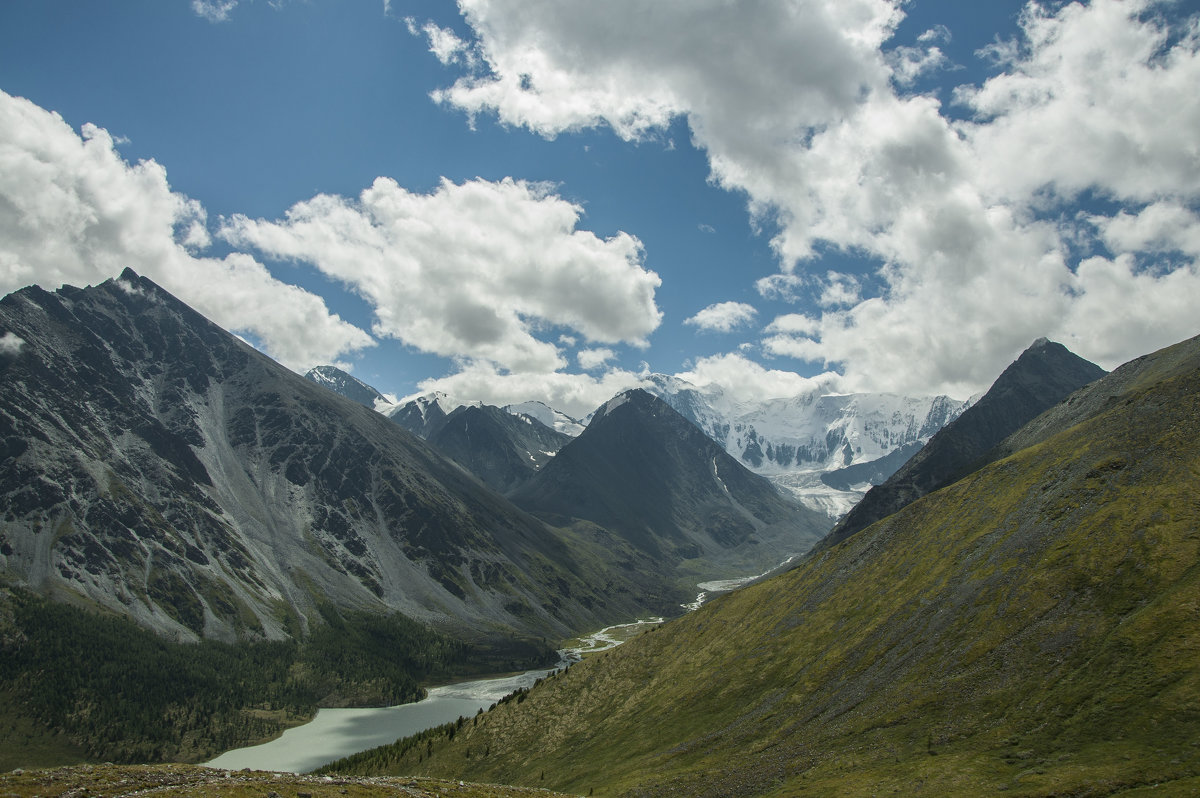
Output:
427 0 900 139
221 176 662 374
0 331 25 357
886 26 954 87
577 347 616 370
958 0 1200 204
192 0 238 22
0 90 374 371
818 272 861 308
411 361 646 419
425 0 1200 396
674 352 843 405
755 273 805 303
407 18 474 66
684 301 758 333
1093 203 1200 257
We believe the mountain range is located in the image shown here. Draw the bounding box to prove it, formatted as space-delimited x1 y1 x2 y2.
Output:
332 332 1200 796
0 272 681 645
0 271 825 647
321 364 969 519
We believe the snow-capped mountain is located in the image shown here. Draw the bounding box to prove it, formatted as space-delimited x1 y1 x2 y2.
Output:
502 400 586 437
311 371 968 519
304 364 393 411
638 374 970 518
383 391 479 439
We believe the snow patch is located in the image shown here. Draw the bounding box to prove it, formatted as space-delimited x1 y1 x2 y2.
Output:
504 400 585 436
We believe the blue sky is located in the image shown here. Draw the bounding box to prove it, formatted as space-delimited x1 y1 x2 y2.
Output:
1 0 1198 416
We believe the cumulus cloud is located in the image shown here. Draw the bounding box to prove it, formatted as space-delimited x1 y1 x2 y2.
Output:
0 90 373 371
886 26 954 87
1093 203 1200 257
684 301 758 333
577 347 616 370
0 331 25 357
221 176 662 374
426 0 1200 397
427 0 899 139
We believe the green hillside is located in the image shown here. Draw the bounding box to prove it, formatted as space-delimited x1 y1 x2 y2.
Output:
329 335 1200 796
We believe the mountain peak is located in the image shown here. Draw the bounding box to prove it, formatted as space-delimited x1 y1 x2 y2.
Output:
589 388 654 425
511 387 831 575
823 338 1106 546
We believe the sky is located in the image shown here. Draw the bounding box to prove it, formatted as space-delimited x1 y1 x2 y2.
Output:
1 0 1198 418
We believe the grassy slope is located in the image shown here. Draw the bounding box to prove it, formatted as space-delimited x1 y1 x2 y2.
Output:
336 339 1200 796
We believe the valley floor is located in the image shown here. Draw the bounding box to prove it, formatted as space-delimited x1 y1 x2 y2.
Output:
0 764 575 798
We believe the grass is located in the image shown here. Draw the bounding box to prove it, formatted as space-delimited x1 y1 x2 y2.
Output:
0 764 577 798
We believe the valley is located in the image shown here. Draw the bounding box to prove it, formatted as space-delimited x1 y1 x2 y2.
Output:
2 273 1197 795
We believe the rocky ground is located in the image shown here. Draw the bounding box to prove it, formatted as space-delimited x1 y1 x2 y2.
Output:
0 764 574 798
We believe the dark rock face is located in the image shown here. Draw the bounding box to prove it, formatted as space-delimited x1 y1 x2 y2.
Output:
823 338 1107 547
427 405 572 495
509 390 832 579
304 365 390 409
0 271 655 641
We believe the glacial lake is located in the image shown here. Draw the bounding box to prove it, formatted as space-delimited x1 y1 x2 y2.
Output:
205 618 661 774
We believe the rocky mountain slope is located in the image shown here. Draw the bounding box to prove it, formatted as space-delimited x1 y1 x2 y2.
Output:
824 337 1106 547
426 404 572 495
347 333 1200 796
509 389 831 583
0 271 659 644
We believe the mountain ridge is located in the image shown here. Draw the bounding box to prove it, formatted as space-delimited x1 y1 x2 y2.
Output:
822 337 1107 547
